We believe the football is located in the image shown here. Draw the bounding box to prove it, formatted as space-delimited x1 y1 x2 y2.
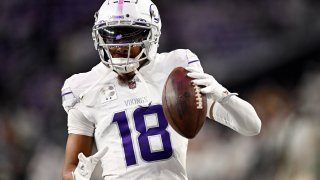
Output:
162 67 207 139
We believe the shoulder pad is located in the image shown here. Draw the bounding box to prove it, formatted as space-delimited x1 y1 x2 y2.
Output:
61 75 82 113
61 70 98 112
170 49 200 66
61 63 114 112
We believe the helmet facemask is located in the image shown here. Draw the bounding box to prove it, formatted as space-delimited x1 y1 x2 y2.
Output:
94 26 152 73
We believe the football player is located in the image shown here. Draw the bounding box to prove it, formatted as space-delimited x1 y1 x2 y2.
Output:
61 0 261 179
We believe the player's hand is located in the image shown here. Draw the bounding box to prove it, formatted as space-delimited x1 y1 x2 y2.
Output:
186 66 229 102
72 146 108 180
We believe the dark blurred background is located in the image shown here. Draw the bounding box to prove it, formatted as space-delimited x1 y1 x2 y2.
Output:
1 0 319 180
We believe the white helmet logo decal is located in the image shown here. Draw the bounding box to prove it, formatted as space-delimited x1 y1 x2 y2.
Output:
150 4 160 23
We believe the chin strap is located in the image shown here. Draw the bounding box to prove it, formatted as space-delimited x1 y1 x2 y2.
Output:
78 65 113 107
134 70 152 107
79 76 105 100
79 66 111 100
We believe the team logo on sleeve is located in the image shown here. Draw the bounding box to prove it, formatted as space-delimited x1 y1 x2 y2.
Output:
100 84 117 103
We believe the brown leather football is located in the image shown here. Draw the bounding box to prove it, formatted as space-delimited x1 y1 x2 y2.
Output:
162 67 207 139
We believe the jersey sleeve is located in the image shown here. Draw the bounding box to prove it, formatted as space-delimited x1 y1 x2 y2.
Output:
170 49 204 73
184 49 204 73
68 109 94 136
61 77 80 113
61 75 95 136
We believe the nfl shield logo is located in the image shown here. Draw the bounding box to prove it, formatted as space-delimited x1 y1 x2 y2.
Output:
128 80 136 89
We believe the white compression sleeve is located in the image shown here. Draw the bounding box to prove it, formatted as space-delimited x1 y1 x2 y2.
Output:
68 109 95 137
209 96 261 136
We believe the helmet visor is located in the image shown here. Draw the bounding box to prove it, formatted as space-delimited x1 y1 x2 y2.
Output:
98 27 150 44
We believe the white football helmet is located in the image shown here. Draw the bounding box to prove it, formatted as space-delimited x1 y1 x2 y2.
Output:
92 0 161 74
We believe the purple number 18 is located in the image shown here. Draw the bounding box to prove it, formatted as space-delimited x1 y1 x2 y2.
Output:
112 104 173 166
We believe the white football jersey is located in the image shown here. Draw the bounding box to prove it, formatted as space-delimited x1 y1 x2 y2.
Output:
62 49 204 180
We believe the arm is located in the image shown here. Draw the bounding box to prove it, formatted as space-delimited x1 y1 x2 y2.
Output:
62 109 109 180
209 96 261 136
61 81 107 180
186 66 261 136
62 134 94 180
